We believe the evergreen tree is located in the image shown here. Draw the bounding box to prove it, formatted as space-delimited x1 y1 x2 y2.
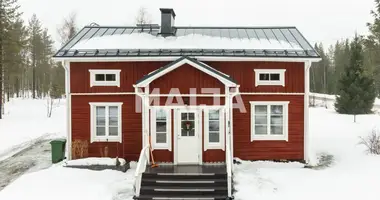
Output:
27 14 43 99
335 35 376 117
365 0 380 96
4 19 27 99
310 43 332 94
0 0 21 119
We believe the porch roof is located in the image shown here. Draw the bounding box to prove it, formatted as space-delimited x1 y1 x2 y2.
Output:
135 56 238 87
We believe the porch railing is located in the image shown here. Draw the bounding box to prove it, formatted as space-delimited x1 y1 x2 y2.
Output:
134 144 150 197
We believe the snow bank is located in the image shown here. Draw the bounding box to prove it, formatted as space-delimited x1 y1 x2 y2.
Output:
0 166 136 200
73 33 303 50
234 107 380 200
0 98 66 161
65 157 127 166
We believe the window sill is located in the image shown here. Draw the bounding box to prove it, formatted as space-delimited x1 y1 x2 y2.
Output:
204 143 224 151
152 144 171 151
251 135 288 142
91 137 122 143
90 82 120 87
255 81 285 87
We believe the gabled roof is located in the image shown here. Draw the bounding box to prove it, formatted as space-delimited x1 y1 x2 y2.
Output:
53 25 319 58
135 56 237 87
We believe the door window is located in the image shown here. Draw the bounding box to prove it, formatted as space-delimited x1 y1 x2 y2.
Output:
181 113 195 137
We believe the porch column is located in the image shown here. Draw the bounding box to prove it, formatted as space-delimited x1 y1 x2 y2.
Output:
225 86 231 165
143 86 150 164
229 87 234 168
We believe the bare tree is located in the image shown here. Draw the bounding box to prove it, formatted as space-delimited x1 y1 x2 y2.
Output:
57 12 78 45
46 96 54 117
359 128 380 155
135 7 152 25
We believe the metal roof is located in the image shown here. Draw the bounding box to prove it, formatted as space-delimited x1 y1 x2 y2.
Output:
54 25 319 58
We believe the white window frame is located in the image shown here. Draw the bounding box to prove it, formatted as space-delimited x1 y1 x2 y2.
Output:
89 69 121 87
254 69 286 87
150 108 172 151
89 102 123 143
250 101 289 141
204 108 225 150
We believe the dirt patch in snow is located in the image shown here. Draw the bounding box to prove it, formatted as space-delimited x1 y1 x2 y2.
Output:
0 138 53 190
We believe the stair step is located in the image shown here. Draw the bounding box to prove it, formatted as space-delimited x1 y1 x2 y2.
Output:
139 188 227 196
141 178 227 187
134 195 228 200
141 186 227 191
142 173 227 180
138 166 229 199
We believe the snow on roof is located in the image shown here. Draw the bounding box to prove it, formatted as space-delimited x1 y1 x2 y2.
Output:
72 33 303 50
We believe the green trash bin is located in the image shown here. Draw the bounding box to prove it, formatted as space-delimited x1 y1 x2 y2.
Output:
50 139 67 164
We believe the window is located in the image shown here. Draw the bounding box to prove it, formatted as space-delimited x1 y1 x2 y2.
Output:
89 102 123 143
254 69 286 86
204 109 224 150
89 69 121 87
250 101 289 141
151 108 171 150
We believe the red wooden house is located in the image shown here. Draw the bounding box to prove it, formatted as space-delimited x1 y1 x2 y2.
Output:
54 8 320 199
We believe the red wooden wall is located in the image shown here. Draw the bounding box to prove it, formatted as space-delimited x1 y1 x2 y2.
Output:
70 61 304 94
71 95 142 161
233 95 304 160
69 60 305 162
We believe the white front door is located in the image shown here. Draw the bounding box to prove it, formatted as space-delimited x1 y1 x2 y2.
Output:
177 110 200 164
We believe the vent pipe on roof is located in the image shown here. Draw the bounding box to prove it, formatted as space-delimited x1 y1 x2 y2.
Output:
159 8 176 36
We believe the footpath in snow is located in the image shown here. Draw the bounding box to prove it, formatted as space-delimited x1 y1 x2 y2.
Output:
0 138 52 190
0 98 66 160
0 98 66 190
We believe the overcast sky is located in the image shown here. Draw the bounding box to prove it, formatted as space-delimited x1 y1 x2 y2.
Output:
18 0 375 49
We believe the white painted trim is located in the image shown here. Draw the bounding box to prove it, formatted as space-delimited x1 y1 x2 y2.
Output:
304 61 311 163
89 69 121 87
63 61 72 160
70 92 305 96
71 92 304 96
254 69 286 87
143 86 150 163
53 56 322 63
240 92 304 95
198 108 203 165
71 92 135 96
250 101 289 141
173 109 179 165
150 108 172 151
89 102 123 143
136 58 237 87
230 87 238 170
204 108 225 151
149 93 228 97
150 105 224 109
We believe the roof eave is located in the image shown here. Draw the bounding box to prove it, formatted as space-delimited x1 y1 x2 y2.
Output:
52 55 321 63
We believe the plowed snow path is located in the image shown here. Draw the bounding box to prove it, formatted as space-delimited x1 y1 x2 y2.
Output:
0 135 53 191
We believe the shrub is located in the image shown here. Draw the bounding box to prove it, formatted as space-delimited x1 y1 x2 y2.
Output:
359 128 380 155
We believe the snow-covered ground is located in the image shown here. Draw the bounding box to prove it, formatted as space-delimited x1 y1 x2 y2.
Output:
0 98 66 161
0 162 137 200
234 107 380 200
1 98 380 200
